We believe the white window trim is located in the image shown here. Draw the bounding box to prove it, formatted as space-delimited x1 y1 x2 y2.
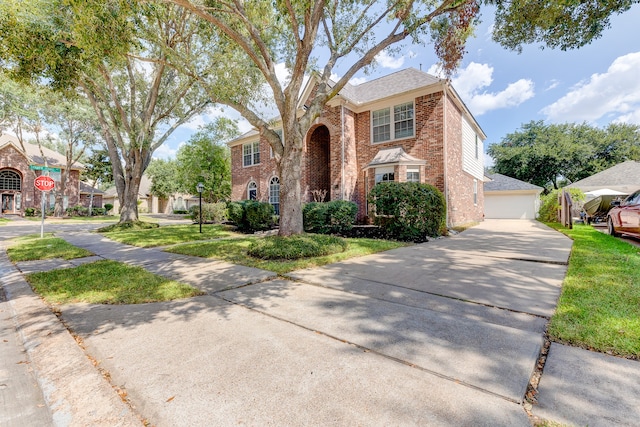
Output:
242 141 260 167
371 101 415 144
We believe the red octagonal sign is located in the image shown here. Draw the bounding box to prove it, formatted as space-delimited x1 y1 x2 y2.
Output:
34 175 55 192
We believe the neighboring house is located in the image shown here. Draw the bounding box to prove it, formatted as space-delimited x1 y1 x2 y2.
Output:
484 173 543 219
79 181 104 208
566 160 640 195
228 68 486 226
0 133 83 216
103 174 198 214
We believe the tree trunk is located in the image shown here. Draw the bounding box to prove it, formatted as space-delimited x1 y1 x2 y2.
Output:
119 164 143 223
277 137 304 236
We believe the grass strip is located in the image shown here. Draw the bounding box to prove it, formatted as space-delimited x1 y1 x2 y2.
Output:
547 223 640 358
101 224 236 248
26 260 204 304
166 235 409 275
7 235 93 261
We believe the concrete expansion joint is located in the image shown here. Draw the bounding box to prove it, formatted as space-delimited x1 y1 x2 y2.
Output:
487 255 569 266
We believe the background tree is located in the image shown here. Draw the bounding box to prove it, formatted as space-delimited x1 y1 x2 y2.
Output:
488 121 640 191
81 148 114 215
42 93 100 216
175 118 238 203
488 0 639 52
146 158 180 210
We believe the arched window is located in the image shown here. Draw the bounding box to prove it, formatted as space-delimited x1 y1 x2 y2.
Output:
0 170 21 191
269 177 280 215
247 181 257 200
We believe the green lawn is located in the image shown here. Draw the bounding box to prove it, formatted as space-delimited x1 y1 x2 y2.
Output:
26 260 203 304
0 218 10 225
101 223 237 247
6 234 94 261
547 223 640 358
166 235 409 274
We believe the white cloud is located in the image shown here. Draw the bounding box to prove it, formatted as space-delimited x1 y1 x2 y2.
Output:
545 79 560 91
542 52 640 124
153 143 178 160
451 62 535 116
375 50 404 69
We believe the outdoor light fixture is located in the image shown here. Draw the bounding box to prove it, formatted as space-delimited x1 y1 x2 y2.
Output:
197 182 204 233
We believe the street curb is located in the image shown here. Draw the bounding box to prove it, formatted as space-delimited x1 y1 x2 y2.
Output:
0 250 141 427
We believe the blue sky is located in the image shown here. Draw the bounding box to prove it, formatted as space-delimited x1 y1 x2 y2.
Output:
157 4 640 165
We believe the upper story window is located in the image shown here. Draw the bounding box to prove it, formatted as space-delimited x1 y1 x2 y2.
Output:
243 141 260 167
372 101 414 143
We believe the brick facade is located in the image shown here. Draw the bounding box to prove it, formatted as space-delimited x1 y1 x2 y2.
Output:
229 70 485 227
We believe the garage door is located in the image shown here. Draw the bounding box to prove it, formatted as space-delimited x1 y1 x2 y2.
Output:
485 193 538 219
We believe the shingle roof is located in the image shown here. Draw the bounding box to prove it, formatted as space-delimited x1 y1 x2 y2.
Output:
566 161 640 193
0 133 84 169
79 181 105 195
484 173 543 192
339 68 442 105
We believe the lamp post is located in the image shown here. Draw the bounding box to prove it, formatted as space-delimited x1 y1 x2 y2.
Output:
196 182 204 233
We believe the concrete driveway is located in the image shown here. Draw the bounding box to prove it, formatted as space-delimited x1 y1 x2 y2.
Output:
48 219 572 426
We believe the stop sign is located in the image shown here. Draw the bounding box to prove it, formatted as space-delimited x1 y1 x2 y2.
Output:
34 175 55 192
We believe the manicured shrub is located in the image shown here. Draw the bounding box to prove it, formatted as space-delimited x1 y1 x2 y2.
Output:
104 204 114 214
227 200 274 232
66 205 89 217
24 207 36 217
190 202 227 223
227 201 244 225
247 234 347 260
303 200 358 234
326 200 358 233
244 200 275 231
303 202 330 233
368 182 446 242
91 207 106 216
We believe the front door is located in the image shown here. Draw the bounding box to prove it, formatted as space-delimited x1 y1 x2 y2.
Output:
1 194 14 214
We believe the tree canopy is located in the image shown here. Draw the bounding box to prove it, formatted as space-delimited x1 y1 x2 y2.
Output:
488 121 640 191
175 118 238 203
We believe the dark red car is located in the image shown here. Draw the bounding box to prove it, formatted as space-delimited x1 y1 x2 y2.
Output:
607 189 640 238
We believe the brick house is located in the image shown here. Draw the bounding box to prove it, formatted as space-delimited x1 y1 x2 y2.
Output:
228 68 486 226
0 133 85 215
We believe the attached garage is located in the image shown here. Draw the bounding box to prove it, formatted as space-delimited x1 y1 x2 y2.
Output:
484 174 543 219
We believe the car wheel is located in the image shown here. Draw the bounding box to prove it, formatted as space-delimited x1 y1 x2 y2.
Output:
608 217 619 237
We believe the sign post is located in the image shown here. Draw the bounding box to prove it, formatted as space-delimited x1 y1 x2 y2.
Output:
34 175 55 238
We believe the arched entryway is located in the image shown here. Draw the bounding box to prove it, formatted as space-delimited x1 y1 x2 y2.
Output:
0 169 23 214
306 125 331 202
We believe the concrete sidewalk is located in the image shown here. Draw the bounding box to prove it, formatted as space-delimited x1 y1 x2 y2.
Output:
2 219 639 426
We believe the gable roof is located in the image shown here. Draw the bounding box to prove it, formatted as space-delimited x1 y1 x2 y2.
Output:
0 133 84 169
566 160 640 193
484 173 543 193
